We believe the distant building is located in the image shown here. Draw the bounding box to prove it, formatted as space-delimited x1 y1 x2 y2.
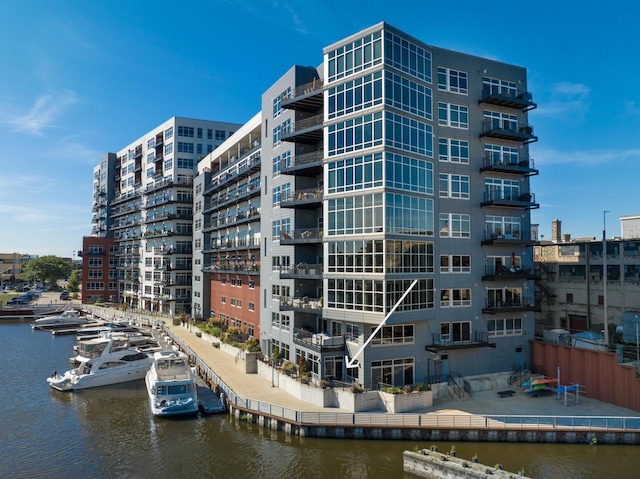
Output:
88 117 241 315
0 253 36 285
80 236 117 304
535 216 640 344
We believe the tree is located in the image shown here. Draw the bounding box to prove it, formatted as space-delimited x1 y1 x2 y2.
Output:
67 270 80 293
21 256 72 288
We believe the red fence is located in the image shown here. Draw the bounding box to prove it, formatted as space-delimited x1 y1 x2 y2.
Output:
531 340 640 412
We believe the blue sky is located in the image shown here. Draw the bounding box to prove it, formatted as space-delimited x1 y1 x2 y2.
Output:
1 1 639 257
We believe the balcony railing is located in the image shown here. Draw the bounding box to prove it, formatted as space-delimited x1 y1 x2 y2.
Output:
280 187 323 208
483 295 539 313
278 263 323 279
280 150 323 175
281 78 323 112
481 191 539 209
480 119 538 144
480 86 537 111
279 227 323 244
481 230 537 245
426 331 495 352
281 114 323 144
279 295 322 313
483 265 541 281
293 328 344 352
480 153 538 176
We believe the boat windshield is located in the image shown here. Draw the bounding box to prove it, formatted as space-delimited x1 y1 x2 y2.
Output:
78 363 92 375
77 343 107 358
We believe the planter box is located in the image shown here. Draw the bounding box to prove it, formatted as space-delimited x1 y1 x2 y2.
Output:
379 390 433 413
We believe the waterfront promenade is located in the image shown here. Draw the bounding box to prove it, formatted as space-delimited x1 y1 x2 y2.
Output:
74 302 640 442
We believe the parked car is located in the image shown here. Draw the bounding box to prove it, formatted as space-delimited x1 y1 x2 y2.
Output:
7 297 30 305
60 291 70 300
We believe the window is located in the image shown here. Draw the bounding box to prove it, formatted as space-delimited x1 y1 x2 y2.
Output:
438 138 469 163
488 317 522 337
177 142 194 154
384 112 433 157
483 110 518 131
439 173 469 199
384 71 432 120
440 255 470 273
385 152 433 194
164 142 173 155
566 293 573 303
440 288 471 307
385 240 434 273
483 77 517 97
176 158 194 169
371 324 414 345
327 152 384 194
439 213 471 238
484 144 520 166
438 102 468 129
327 30 383 82
384 31 431 82
385 193 434 236
197 128 202 139
371 358 414 388
207 129 213 140
437 67 468 94
215 130 226 141
165 126 173 139
272 119 291 146
327 71 384 119
485 178 520 202
327 112 383 156
178 126 194 137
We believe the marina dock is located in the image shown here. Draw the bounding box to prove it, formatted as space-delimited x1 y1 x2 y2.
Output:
83 305 640 444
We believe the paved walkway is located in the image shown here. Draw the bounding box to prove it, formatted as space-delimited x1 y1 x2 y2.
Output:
163 320 639 419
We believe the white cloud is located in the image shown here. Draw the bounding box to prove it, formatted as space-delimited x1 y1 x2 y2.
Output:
532 146 640 166
9 90 78 136
535 82 590 118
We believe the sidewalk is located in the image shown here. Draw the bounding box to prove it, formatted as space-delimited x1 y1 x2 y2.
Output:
164 320 639 419
164 321 335 412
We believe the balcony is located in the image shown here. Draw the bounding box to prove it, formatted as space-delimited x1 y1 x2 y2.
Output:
293 328 344 353
481 191 539 210
278 263 322 279
480 153 538 177
281 78 323 112
281 114 323 144
203 150 261 196
480 86 537 112
482 264 541 281
480 119 537 144
482 296 540 314
202 261 260 275
280 187 323 209
425 331 495 353
481 230 537 246
279 227 323 244
279 295 322 314
280 150 323 176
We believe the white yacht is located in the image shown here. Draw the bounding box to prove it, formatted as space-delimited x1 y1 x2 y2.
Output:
145 351 198 417
32 310 89 330
47 333 153 391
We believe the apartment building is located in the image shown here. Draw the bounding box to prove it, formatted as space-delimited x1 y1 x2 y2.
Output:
0 253 36 286
535 217 640 345
80 236 117 304
194 113 262 336
89 117 240 316
199 22 540 389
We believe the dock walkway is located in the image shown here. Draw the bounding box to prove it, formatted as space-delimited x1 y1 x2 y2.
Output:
84 306 640 443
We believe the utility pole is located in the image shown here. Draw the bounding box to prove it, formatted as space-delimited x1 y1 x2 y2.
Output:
603 211 610 348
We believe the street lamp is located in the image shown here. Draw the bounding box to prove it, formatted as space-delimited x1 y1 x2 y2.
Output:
603 211 610 347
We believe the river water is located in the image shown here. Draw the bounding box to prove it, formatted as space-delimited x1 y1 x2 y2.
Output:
1 321 639 479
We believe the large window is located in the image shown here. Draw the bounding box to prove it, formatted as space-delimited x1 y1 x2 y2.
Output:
386 240 434 273
371 325 414 345
371 358 414 388
384 31 432 83
437 67 468 94
483 77 517 97
327 30 383 82
440 255 470 273
327 193 383 236
484 144 520 166
384 71 432 120
440 321 471 342
178 126 194 137
327 112 383 156
488 317 522 337
386 279 434 312
485 215 520 238
272 118 291 146
439 213 470 238
438 138 469 164
484 110 518 131
438 102 468 129
485 178 520 201
327 278 384 312
385 153 433 194
439 173 469 199
328 240 384 274
440 288 471 307
386 193 434 236
327 153 383 194
385 112 433 157
327 71 383 119
177 142 193 154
